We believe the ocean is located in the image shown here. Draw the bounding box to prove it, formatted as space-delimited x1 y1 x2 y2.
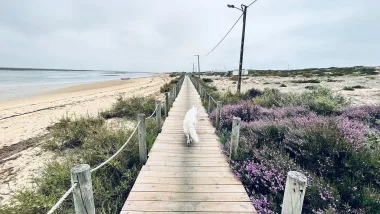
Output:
0 69 155 101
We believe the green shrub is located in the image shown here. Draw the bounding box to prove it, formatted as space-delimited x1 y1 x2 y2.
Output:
100 96 155 119
291 79 321 83
202 78 213 83
160 75 183 93
305 85 318 90
44 116 105 150
343 86 355 91
253 88 348 115
1 114 159 214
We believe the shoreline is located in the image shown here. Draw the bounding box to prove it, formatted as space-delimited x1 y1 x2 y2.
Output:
0 74 157 102
0 74 170 205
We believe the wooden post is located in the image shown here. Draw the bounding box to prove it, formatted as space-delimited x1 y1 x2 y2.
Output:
138 114 147 164
71 164 95 214
208 94 212 113
156 100 161 133
216 101 222 129
165 92 169 117
173 86 176 101
230 117 241 160
281 171 307 214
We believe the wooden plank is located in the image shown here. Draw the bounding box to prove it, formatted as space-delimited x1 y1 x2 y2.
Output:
122 201 255 212
131 184 246 193
127 192 250 202
121 212 254 214
149 148 224 154
145 161 229 167
147 152 225 158
152 143 220 151
141 165 231 172
135 177 241 185
138 171 235 178
148 156 226 162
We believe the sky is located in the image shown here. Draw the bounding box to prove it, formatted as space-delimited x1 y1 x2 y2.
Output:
0 0 379 73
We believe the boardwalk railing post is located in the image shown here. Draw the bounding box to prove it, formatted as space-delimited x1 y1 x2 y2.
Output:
230 117 241 160
156 100 162 132
208 94 212 113
71 164 95 214
173 86 176 101
165 92 169 117
281 171 307 214
216 101 222 129
138 114 147 164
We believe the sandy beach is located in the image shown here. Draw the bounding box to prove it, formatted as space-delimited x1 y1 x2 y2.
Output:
205 75 380 106
0 75 170 204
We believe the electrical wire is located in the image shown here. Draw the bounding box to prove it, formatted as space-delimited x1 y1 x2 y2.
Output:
247 0 258 8
203 14 243 56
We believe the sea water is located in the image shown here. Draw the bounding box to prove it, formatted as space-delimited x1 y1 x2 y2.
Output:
0 69 155 101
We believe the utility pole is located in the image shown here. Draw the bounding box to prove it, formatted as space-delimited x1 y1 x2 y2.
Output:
237 5 247 93
194 55 200 78
228 3 249 93
192 63 195 74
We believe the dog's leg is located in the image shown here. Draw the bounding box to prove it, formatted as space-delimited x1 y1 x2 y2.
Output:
186 133 190 146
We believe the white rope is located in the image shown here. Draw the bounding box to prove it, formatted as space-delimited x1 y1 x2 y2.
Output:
46 183 77 214
210 95 218 104
147 106 157 119
90 121 141 173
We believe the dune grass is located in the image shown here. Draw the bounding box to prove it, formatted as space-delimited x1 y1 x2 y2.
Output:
0 96 159 214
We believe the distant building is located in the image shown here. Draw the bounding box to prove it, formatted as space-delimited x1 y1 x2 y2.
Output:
231 69 248 76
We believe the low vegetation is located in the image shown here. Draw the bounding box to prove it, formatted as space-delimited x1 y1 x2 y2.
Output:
343 85 365 91
201 78 213 83
101 96 156 119
160 74 183 93
291 79 321 84
0 96 159 214
248 66 378 77
201 79 379 213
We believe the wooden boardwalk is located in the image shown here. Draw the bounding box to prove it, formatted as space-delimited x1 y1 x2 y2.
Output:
121 76 256 213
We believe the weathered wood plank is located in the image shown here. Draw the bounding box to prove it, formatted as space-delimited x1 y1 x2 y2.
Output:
135 176 241 185
141 165 230 172
127 192 250 202
138 171 234 178
122 201 255 212
145 161 229 167
131 184 246 193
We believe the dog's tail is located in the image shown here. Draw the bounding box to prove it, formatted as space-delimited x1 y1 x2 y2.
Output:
188 124 199 143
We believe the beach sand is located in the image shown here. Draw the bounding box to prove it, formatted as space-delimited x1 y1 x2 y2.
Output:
205 75 380 106
0 75 170 205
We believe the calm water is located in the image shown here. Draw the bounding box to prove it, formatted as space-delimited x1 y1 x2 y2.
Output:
0 69 155 101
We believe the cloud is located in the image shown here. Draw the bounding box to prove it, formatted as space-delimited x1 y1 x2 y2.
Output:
0 0 379 72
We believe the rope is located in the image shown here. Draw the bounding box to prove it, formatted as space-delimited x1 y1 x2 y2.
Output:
210 95 217 104
46 183 77 214
90 121 140 173
147 106 157 119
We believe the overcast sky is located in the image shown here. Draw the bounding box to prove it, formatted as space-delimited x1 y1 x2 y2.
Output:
0 0 379 72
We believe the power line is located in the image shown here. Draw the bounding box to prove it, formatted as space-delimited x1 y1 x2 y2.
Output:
247 0 258 8
203 14 243 56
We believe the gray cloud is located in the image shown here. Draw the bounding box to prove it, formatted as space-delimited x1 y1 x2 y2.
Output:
0 0 379 72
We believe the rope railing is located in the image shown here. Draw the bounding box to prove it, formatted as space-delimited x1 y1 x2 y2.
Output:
46 75 185 214
90 121 140 173
46 183 78 214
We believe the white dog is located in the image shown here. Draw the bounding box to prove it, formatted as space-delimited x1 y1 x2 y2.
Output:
183 105 199 146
